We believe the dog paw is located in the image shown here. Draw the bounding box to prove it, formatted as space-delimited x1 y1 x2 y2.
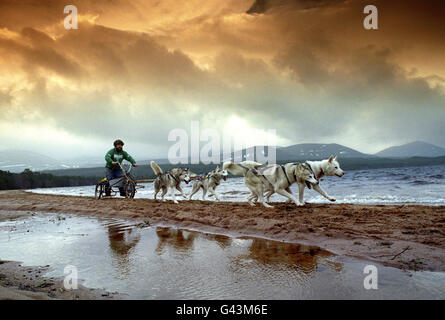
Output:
173 200 179 204
296 202 304 206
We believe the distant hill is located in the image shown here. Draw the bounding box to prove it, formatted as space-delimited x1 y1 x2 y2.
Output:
276 143 373 160
158 143 373 164
0 150 107 173
43 156 445 178
375 141 445 158
5 141 445 174
0 150 67 173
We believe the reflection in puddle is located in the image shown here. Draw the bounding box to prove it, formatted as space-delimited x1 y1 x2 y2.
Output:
1 213 445 299
107 223 141 276
242 239 342 274
155 228 197 254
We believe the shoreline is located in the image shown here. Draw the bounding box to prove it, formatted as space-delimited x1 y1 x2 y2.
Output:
0 260 120 300
1 190 445 273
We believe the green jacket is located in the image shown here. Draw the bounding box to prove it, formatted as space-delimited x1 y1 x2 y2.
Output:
105 148 136 170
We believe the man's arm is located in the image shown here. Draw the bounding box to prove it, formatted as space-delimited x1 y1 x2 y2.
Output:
123 151 136 165
105 150 115 167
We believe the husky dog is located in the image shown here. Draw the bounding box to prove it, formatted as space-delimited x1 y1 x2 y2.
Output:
245 156 345 205
188 165 228 201
223 160 318 208
300 155 345 203
150 161 191 204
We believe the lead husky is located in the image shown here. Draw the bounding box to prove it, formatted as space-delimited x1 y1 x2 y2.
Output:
223 160 318 208
248 156 345 205
150 161 191 204
302 156 345 203
188 165 228 201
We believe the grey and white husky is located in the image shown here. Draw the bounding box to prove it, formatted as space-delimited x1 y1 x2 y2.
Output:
223 160 318 208
188 165 228 201
150 161 191 204
240 156 345 206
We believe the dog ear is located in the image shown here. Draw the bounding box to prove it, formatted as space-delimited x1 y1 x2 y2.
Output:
334 155 338 161
216 165 220 170
328 156 333 163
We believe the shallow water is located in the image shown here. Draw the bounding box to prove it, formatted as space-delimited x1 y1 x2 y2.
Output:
29 165 445 206
1 213 445 299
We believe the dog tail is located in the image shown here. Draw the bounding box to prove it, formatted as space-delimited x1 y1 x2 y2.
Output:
240 160 263 169
150 161 163 176
223 161 250 176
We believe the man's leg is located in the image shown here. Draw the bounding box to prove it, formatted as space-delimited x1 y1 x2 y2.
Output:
112 168 126 196
105 168 113 196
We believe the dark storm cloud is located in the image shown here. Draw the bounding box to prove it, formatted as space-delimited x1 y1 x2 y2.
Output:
1 0 445 158
247 0 344 14
0 29 83 78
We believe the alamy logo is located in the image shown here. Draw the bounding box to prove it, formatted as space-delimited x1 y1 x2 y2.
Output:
64 5 78 30
363 5 378 30
168 121 277 165
363 265 378 290
64 265 78 290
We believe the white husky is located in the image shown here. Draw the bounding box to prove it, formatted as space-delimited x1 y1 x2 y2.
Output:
223 160 318 208
301 156 345 203
150 161 191 204
247 156 345 205
188 165 228 201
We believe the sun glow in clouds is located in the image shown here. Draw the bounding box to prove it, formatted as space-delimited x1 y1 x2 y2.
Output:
224 115 286 148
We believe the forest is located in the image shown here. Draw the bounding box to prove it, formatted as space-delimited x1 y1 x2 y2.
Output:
0 169 99 190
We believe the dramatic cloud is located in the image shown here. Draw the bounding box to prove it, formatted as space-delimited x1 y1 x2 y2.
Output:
0 0 444 160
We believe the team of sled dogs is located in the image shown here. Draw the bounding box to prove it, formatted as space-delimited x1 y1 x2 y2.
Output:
149 156 344 207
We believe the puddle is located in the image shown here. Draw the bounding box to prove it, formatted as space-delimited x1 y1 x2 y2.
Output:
1 213 445 299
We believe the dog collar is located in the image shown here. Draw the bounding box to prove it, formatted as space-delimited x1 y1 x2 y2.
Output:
317 168 324 180
306 162 323 181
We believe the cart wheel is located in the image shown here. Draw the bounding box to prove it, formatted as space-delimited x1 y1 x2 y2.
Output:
124 180 136 199
95 183 104 199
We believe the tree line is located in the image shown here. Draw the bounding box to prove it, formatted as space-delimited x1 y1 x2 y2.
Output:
0 169 99 190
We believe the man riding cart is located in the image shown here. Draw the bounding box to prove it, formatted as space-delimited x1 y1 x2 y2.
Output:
104 139 137 196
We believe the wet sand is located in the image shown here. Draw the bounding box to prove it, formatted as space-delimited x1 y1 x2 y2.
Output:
1 190 445 274
0 260 120 300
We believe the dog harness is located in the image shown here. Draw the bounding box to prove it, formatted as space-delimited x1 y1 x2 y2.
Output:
305 162 323 181
166 171 179 183
280 164 298 186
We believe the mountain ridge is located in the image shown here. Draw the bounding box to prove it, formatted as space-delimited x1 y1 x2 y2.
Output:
2 141 445 173
374 141 445 158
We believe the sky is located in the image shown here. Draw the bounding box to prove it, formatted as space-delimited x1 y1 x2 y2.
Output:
0 0 444 160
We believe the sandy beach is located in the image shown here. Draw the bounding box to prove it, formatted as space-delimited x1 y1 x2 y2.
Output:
1 189 444 275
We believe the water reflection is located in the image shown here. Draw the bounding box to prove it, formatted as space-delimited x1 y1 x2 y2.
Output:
202 233 232 249
242 239 343 274
155 227 197 254
104 222 339 280
106 222 141 275
2 214 444 299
